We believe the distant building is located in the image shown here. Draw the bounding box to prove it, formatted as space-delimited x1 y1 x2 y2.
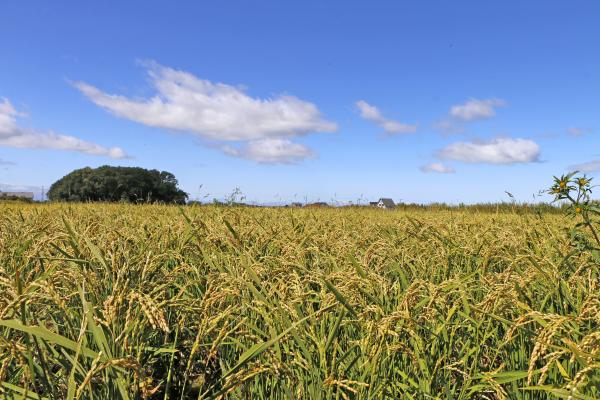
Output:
375 198 395 209
0 191 35 200
306 202 329 207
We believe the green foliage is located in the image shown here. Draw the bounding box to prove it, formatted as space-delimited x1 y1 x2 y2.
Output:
549 171 600 257
47 166 188 204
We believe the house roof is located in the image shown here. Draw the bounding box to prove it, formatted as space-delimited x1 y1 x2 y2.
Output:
0 191 34 199
378 198 395 208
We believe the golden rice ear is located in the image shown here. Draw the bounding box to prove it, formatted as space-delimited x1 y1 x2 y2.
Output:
0 197 598 398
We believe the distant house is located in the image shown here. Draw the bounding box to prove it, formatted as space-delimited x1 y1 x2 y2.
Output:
376 198 395 209
0 191 34 200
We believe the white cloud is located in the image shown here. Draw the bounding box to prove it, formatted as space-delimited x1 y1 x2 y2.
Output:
449 98 506 122
419 162 455 174
438 137 540 164
435 98 507 134
356 100 417 134
0 98 127 158
569 159 600 173
0 100 22 133
221 138 315 164
74 63 338 143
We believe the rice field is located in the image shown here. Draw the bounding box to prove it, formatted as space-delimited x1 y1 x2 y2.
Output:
0 203 598 399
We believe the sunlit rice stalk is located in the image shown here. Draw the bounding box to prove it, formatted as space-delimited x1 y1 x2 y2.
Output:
0 201 598 399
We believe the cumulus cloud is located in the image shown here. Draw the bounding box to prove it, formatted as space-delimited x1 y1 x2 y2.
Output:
356 100 417 134
435 98 507 134
569 159 600 173
419 162 455 174
74 63 337 146
438 137 540 164
221 138 315 164
0 98 127 158
449 98 506 122
73 63 337 163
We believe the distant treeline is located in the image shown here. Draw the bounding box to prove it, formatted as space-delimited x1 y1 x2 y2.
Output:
384 201 566 214
187 200 569 214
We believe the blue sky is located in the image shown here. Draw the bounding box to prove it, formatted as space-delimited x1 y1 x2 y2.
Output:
1 1 599 204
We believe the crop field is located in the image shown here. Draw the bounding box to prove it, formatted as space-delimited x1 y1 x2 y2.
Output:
0 202 598 399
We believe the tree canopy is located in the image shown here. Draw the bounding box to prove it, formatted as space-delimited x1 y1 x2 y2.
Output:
48 166 188 203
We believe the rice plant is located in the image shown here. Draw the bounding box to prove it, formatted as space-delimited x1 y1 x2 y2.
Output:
0 179 598 399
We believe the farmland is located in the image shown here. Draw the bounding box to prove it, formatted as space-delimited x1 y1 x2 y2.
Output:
0 203 598 399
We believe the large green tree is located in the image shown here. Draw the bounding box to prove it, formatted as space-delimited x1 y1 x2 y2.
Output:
48 166 188 203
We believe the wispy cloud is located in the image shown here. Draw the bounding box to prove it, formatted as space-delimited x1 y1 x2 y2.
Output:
569 159 600 173
221 138 315 164
356 100 417 134
449 98 506 122
0 98 128 158
567 127 591 137
433 119 465 135
419 162 455 174
438 137 540 164
74 62 337 163
435 98 507 134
